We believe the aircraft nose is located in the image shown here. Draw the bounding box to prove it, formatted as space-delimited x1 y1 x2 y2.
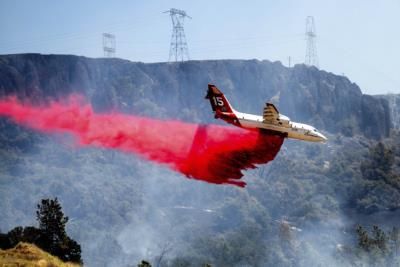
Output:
318 132 328 142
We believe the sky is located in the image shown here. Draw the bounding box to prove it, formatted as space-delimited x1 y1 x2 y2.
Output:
0 0 399 95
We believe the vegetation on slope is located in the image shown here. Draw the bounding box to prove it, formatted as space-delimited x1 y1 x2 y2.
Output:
0 54 399 266
0 242 80 267
0 198 82 264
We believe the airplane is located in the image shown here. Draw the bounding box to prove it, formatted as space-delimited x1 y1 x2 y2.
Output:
205 84 327 142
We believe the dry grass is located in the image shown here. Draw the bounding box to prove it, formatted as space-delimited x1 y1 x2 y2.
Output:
0 242 81 267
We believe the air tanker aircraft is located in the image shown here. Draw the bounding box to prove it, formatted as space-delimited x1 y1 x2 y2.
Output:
206 84 327 142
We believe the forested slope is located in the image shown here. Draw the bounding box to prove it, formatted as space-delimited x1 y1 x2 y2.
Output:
0 54 399 266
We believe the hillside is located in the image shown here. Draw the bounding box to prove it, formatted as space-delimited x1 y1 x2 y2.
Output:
0 54 399 266
0 242 80 267
375 93 400 129
0 54 391 139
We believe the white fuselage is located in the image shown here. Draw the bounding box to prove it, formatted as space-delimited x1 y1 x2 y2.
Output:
232 110 327 142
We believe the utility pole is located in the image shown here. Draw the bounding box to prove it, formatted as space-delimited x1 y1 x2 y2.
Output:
103 33 116 58
305 16 318 67
164 8 191 62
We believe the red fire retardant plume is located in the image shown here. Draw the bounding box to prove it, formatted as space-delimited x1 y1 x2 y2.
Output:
0 96 284 187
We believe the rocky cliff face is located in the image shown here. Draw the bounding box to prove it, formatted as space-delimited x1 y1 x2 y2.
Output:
0 53 392 139
0 54 398 266
375 94 400 129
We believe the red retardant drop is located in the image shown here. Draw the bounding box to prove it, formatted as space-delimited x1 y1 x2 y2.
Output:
0 96 284 187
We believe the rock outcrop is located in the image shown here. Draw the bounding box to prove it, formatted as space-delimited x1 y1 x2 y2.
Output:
0 53 392 139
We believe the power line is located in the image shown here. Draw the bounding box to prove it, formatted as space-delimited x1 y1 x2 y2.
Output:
305 16 318 67
103 33 116 58
164 8 191 62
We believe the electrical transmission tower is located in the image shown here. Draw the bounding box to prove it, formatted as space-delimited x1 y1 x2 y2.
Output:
103 33 116 58
305 16 318 67
164 8 191 62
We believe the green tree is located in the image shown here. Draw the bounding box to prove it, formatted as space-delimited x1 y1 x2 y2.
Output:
137 260 152 267
361 142 394 181
390 227 400 256
356 225 388 252
372 225 388 251
36 198 82 264
0 198 82 264
0 226 41 249
6 226 24 247
0 229 10 249
354 225 391 266
36 198 69 246
356 142 400 213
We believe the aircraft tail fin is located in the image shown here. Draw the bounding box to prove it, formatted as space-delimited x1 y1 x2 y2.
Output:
205 84 234 113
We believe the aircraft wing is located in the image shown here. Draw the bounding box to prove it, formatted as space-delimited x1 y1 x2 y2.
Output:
263 103 280 124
